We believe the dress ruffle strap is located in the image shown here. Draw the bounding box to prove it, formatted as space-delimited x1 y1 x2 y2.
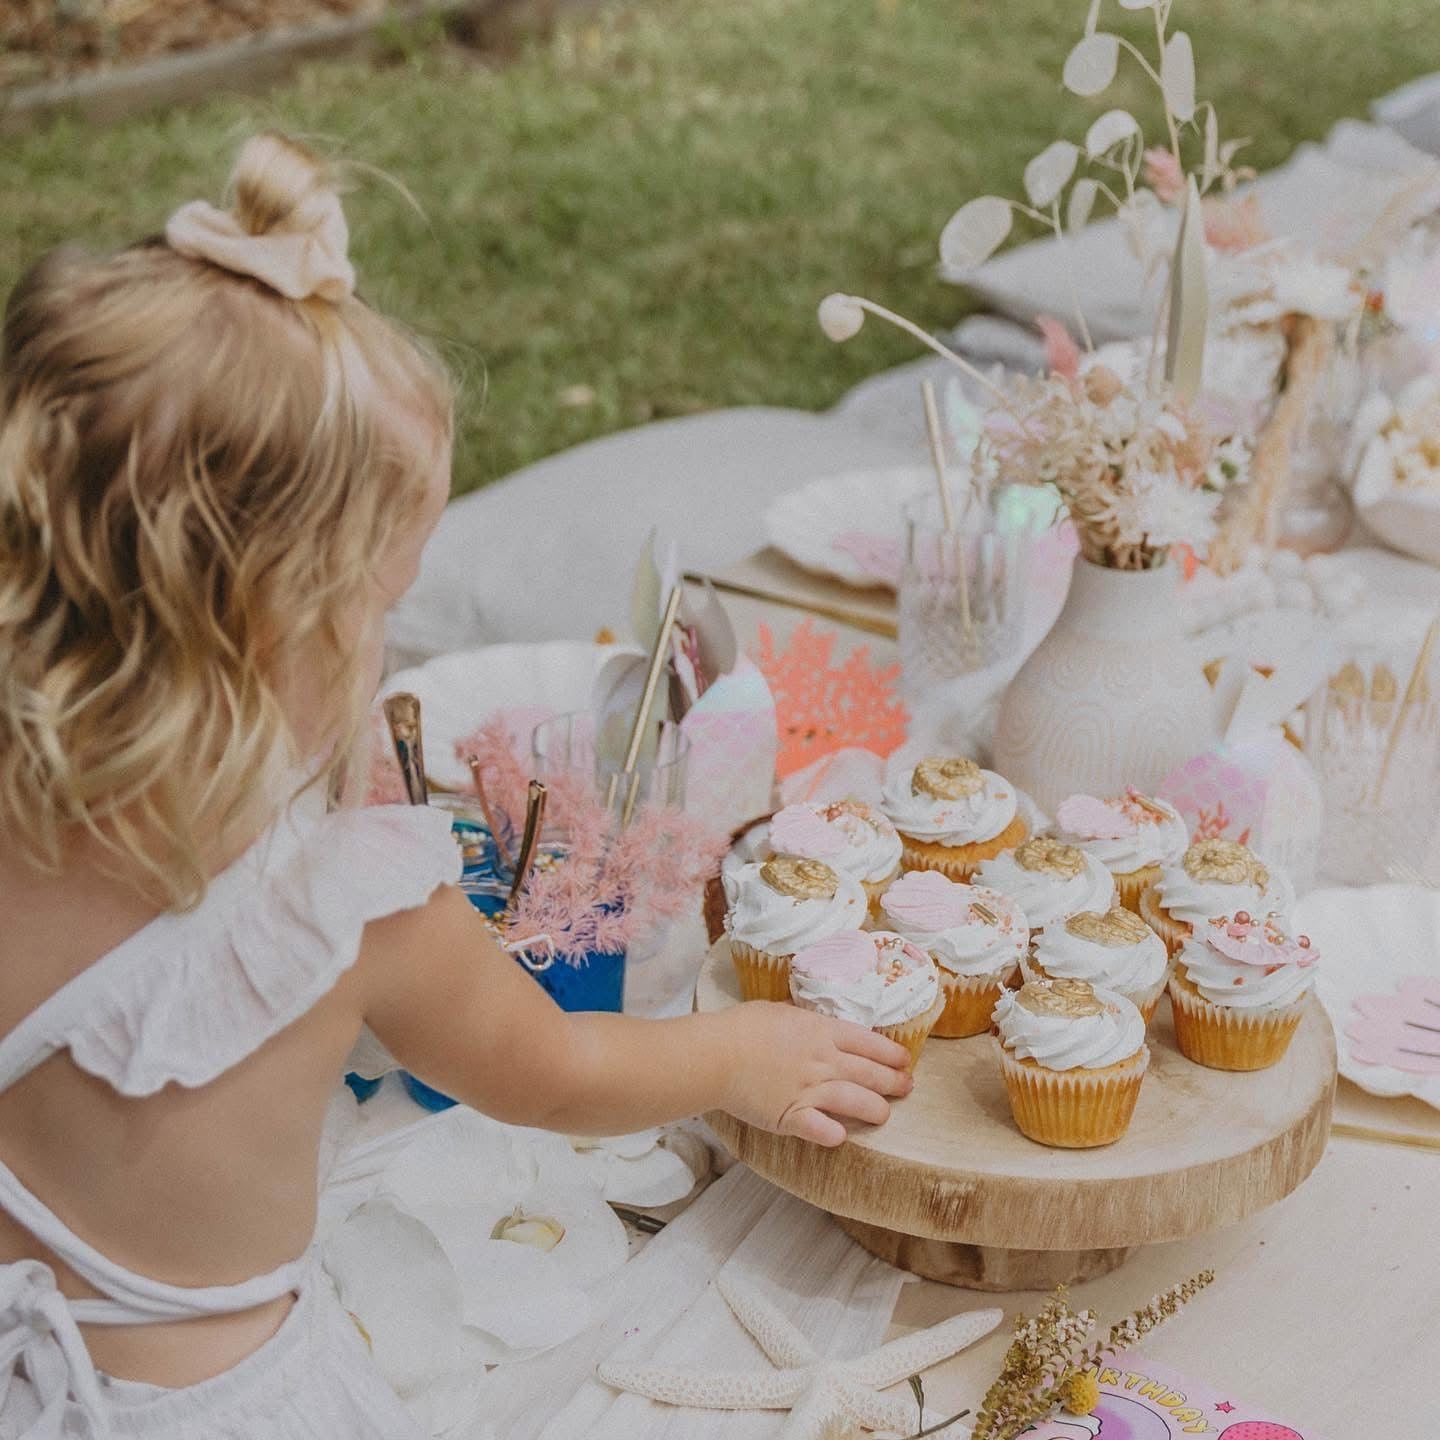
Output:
9 804 461 1099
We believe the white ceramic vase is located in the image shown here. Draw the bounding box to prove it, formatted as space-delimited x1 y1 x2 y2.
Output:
993 559 1217 814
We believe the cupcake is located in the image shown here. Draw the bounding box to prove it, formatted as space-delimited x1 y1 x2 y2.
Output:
789 930 943 1065
724 856 868 1001
882 757 1027 880
880 870 1028 1038
1169 912 1319 1071
1027 907 1170 1024
993 978 1149 1148
1052 788 1189 914
1139 838 1294 958
975 836 1116 936
765 800 903 917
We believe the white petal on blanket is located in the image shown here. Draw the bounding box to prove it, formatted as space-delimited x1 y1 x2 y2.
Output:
321 1199 465 1396
597 1140 704 1208
456 1240 597 1360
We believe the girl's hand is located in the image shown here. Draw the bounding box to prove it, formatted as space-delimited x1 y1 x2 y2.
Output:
715 1002 915 1148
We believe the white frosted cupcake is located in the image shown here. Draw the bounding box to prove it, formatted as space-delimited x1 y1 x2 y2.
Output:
1027 907 1170 1024
765 800 903 917
880 870 1028 1038
1170 912 1319 1071
882 757 1027 881
724 856 867 1002
993 978 1149 1148
975 836 1115 936
1052 789 1189 914
1140 839 1294 957
789 930 943 1065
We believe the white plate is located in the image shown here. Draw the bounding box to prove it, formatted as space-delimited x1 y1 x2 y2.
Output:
1359 488 1440 569
382 641 636 791
1297 882 1440 1109
763 467 935 588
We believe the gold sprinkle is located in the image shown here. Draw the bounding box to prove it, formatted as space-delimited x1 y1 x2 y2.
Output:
761 855 840 901
1015 977 1104 1018
1182 838 1268 889
911 756 983 800
1014 836 1085 880
1065 907 1151 947
970 901 999 925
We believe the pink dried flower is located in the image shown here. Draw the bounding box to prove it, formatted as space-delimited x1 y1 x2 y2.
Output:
1203 194 1270 254
1036 314 1081 383
1143 147 1185 204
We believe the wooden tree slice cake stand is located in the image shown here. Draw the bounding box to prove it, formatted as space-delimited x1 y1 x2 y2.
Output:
697 941 1336 1292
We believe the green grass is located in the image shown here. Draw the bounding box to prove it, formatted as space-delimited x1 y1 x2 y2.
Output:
2 0 1437 494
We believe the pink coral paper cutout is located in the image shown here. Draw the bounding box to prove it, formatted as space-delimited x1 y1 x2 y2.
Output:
1346 976 1440 1075
753 620 908 781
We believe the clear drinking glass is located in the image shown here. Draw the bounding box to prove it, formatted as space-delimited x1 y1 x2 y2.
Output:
531 709 690 821
898 492 1032 700
1305 645 1440 884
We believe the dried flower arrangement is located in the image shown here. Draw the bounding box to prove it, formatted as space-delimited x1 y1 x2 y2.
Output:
910 1271 1215 1440
817 0 1358 573
456 719 729 963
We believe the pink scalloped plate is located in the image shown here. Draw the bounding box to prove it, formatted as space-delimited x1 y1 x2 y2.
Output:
1297 883 1440 1108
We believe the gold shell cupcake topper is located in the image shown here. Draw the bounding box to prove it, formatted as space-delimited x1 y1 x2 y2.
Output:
911 757 982 800
761 855 839 901
1016 977 1105 1018
1182 838 1269 890
1015 835 1085 880
1065 907 1150 947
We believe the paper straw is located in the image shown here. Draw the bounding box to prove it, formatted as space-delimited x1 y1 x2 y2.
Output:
1372 617 1439 806
605 585 685 816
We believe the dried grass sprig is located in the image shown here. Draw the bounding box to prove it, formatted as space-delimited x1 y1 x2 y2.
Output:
969 1270 1214 1440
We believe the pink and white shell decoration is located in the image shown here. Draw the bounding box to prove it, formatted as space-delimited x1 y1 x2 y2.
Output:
768 804 850 859
881 869 1021 934
1053 793 1137 840
1203 913 1318 969
1157 733 1322 894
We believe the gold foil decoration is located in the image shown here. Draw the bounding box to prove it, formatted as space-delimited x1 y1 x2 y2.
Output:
761 855 840 901
911 756 983 800
1016 977 1105 1018
1182 838 1268 890
1066 907 1150 947
970 901 999 925
1014 836 1085 880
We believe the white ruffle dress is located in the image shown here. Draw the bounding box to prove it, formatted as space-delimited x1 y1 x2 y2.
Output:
0 801 461 1439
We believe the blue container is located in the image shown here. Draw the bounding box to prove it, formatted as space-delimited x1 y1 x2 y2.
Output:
399 867 626 1112
344 1072 382 1103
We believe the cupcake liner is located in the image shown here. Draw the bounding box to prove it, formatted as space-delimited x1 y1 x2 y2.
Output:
899 813 1029 882
878 994 946 1066
1021 958 1168 1027
933 966 1017 1039
1113 863 1161 916
998 1043 1149 1148
728 939 793 1002
1168 969 1306 1071
1138 885 1191 958
863 867 901 922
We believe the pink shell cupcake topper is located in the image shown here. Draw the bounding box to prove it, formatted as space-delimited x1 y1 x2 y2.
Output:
1203 913 1317 969
882 870 976 932
790 930 880 983
1056 793 1137 840
1346 975 1440 1075
769 804 848 860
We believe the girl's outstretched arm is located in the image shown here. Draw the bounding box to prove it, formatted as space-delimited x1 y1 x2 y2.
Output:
356 886 913 1147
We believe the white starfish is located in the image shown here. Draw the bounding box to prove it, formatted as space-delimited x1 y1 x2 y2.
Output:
597 1272 1001 1439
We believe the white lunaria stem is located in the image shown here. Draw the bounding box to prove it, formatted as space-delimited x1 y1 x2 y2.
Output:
817 293 1018 415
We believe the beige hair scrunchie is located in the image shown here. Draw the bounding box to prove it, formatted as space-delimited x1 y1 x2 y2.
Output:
164 187 356 303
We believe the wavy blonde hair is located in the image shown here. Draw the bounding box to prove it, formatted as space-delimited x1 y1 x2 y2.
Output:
0 133 451 907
